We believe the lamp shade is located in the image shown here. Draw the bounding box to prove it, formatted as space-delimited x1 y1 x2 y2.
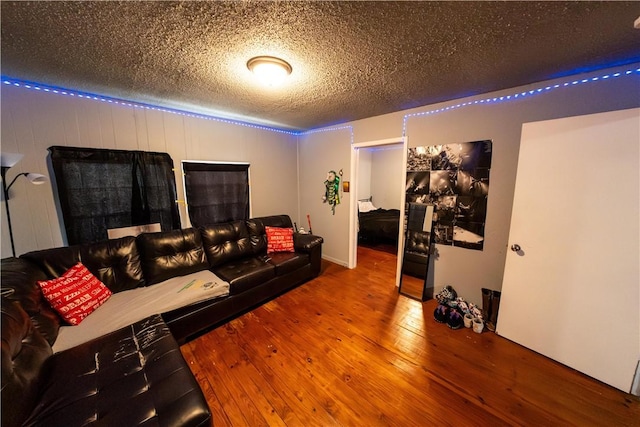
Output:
26 173 47 185
0 153 24 168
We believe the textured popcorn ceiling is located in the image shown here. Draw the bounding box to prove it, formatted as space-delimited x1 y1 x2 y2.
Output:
2 1 639 131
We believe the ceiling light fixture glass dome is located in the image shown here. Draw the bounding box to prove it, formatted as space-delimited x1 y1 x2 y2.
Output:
247 56 292 87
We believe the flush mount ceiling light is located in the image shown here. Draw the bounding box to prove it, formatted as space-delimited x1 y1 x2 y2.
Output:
247 56 292 87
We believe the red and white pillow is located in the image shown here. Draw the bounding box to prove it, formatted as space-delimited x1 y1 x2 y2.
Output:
265 226 295 253
38 262 112 325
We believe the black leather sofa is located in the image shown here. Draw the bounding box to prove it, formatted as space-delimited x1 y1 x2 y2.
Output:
1 215 323 427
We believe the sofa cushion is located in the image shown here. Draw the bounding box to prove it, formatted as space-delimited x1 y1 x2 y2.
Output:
1 299 52 427
265 226 295 253
137 228 209 285
1 257 62 345
213 257 276 295
52 270 229 353
200 220 252 267
246 215 293 255
79 236 145 292
267 252 309 276
20 245 81 279
38 263 112 326
23 315 212 427
21 236 145 293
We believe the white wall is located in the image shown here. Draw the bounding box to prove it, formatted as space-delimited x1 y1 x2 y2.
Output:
355 145 403 209
370 145 403 209
1 85 299 257
297 64 640 304
356 149 372 200
297 128 352 265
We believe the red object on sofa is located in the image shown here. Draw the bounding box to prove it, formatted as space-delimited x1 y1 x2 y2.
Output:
265 226 295 253
38 262 112 325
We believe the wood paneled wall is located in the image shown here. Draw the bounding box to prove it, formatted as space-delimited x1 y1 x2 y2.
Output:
1 85 299 257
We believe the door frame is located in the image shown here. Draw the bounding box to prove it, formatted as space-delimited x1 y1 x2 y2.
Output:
348 137 407 286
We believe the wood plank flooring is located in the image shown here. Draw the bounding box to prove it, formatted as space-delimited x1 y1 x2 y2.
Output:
181 246 640 426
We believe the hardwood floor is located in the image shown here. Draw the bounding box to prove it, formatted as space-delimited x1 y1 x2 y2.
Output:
181 246 640 426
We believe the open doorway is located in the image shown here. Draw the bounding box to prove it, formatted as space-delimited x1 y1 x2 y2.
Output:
348 137 407 286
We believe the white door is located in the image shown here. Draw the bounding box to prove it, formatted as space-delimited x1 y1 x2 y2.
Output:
498 108 640 393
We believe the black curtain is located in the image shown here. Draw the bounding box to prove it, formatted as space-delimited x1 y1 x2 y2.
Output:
183 162 249 227
49 146 180 245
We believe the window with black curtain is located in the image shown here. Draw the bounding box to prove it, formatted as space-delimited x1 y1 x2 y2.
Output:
182 162 250 227
49 146 181 245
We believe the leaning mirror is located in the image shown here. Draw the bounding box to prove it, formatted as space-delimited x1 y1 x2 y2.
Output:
399 203 435 301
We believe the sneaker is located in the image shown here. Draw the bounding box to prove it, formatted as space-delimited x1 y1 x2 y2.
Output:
468 303 483 320
433 304 450 323
456 299 470 315
435 285 457 305
447 310 464 330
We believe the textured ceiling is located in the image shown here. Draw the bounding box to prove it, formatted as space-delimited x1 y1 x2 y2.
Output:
2 1 639 131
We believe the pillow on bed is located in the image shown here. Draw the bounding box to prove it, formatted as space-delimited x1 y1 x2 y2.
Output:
358 200 377 213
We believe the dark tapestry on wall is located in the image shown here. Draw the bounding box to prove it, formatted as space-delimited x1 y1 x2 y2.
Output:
406 140 491 250
49 146 180 245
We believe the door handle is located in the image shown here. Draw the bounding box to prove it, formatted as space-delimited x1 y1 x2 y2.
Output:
511 244 521 252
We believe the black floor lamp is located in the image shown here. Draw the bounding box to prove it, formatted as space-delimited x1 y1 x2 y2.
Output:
1 153 47 257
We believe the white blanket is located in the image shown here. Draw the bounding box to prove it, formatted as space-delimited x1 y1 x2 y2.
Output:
52 269 229 353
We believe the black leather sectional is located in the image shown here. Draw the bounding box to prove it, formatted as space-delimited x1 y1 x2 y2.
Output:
1 215 323 427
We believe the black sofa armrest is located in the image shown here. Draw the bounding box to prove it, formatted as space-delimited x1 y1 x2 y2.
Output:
293 234 323 277
293 233 323 253
1 257 62 346
1 299 52 427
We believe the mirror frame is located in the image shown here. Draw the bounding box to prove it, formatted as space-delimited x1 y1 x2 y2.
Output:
398 203 435 301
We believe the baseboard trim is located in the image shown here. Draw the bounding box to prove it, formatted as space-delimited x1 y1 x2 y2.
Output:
322 255 348 267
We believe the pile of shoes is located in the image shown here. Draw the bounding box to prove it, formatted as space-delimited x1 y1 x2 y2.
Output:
434 285 501 333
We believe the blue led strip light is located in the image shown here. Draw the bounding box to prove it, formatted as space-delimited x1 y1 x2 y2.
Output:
301 125 352 135
402 67 640 136
4 66 637 139
1 77 301 136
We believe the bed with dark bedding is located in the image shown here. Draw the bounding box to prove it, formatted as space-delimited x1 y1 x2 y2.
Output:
358 207 401 242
